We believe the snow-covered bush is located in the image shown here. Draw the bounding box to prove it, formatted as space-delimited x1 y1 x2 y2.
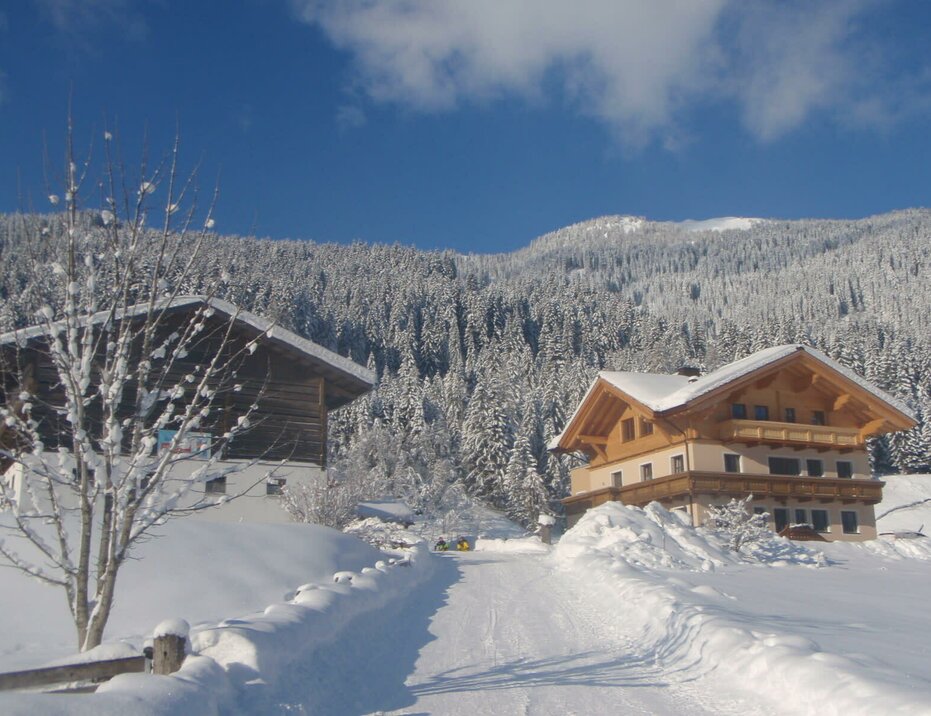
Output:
343 517 421 550
705 495 770 553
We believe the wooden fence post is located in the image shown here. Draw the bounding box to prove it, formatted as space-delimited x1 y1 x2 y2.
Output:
153 634 186 675
152 618 189 675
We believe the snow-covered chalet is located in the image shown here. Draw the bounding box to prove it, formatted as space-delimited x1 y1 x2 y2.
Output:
550 345 916 541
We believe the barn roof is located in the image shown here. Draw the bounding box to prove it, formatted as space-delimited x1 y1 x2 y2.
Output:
0 295 375 408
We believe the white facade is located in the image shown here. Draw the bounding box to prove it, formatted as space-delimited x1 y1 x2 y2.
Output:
3 454 326 524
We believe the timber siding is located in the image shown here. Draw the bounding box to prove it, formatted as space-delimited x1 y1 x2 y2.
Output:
0 297 375 469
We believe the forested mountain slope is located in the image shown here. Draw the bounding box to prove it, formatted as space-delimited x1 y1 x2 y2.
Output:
1 209 928 525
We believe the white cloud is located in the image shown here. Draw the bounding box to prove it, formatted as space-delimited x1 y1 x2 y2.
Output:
292 0 901 144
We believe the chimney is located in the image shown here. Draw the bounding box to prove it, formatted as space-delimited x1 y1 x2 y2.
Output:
677 366 701 378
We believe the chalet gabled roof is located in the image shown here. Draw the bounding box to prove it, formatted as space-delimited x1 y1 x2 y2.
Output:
550 344 916 451
0 295 376 407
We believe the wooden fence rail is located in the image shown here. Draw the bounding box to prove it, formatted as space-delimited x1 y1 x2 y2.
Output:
0 655 146 692
0 632 186 693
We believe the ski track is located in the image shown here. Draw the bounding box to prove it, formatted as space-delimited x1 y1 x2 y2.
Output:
384 551 765 716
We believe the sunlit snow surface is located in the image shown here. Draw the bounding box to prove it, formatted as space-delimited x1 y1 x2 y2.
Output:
676 216 764 232
0 478 929 715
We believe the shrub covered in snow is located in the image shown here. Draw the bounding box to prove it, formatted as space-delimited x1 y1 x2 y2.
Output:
704 494 770 553
343 517 422 551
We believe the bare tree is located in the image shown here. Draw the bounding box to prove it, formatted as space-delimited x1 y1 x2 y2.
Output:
0 116 272 651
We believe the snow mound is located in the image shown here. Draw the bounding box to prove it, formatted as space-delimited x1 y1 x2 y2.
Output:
557 502 822 572
474 536 550 554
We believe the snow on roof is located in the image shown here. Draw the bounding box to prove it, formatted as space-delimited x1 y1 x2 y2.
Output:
550 344 915 450
0 295 376 388
356 500 415 524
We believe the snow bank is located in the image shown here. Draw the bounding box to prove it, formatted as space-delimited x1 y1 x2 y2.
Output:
190 541 433 706
554 502 930 715
0 522 431 715
474 536 550 554
0 520 383 673
557 501 822 571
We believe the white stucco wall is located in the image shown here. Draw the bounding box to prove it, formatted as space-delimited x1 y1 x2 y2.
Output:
2 453 325 524
577 444 691 493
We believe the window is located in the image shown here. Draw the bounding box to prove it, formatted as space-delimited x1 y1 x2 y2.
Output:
768 457 801 475
841 510 859 534
784 407 796 423
266 478 286 496
640 419 654 437
731 403 747 419
753 506 767 516
724 454 741 473
836 461 853 479
811 509 830 533
205 476 227 494
794 508 808 525
611 470 623 488
773 508 789 532
640 463 653 481
754 405 770 421
806 459 824 477
622 418 636 441
671 454 685 473
811 410 826 426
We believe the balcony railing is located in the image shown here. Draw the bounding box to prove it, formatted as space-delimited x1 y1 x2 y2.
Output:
563 470 884 508
718 419 861 449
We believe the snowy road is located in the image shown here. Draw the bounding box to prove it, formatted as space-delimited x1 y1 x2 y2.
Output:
270 548 771 715
379 550 770 716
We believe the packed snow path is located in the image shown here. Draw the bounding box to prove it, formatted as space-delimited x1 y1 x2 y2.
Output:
263 550 771 715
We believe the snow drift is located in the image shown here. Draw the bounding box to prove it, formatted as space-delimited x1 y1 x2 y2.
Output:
554 502 931 715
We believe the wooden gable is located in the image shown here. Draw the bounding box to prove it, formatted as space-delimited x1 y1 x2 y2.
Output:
668 350 916 441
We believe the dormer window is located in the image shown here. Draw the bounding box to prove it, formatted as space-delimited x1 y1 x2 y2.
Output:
731 403 747 419
640 419 654 437
754 405 769 421
812 410 826 426
784 408 796 423
622 418 635 441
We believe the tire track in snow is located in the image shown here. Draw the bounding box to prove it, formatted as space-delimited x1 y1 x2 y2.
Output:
383 550 772 716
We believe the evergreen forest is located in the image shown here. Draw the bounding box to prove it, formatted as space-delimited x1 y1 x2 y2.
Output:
1 210 929 526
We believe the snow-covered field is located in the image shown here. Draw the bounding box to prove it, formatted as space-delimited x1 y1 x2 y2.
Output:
0 477 929 714
553 498 931 715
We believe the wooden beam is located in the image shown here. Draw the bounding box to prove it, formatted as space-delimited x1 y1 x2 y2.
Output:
577 434 608 445
833 393 853 411
859 418 886 439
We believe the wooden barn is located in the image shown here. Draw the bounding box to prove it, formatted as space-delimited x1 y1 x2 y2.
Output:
0 296 375 522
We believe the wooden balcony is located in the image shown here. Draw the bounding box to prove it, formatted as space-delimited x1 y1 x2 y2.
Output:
718 419 861 450
563 471 885 510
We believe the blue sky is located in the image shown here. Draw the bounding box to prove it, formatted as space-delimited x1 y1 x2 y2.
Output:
1 1 929 253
